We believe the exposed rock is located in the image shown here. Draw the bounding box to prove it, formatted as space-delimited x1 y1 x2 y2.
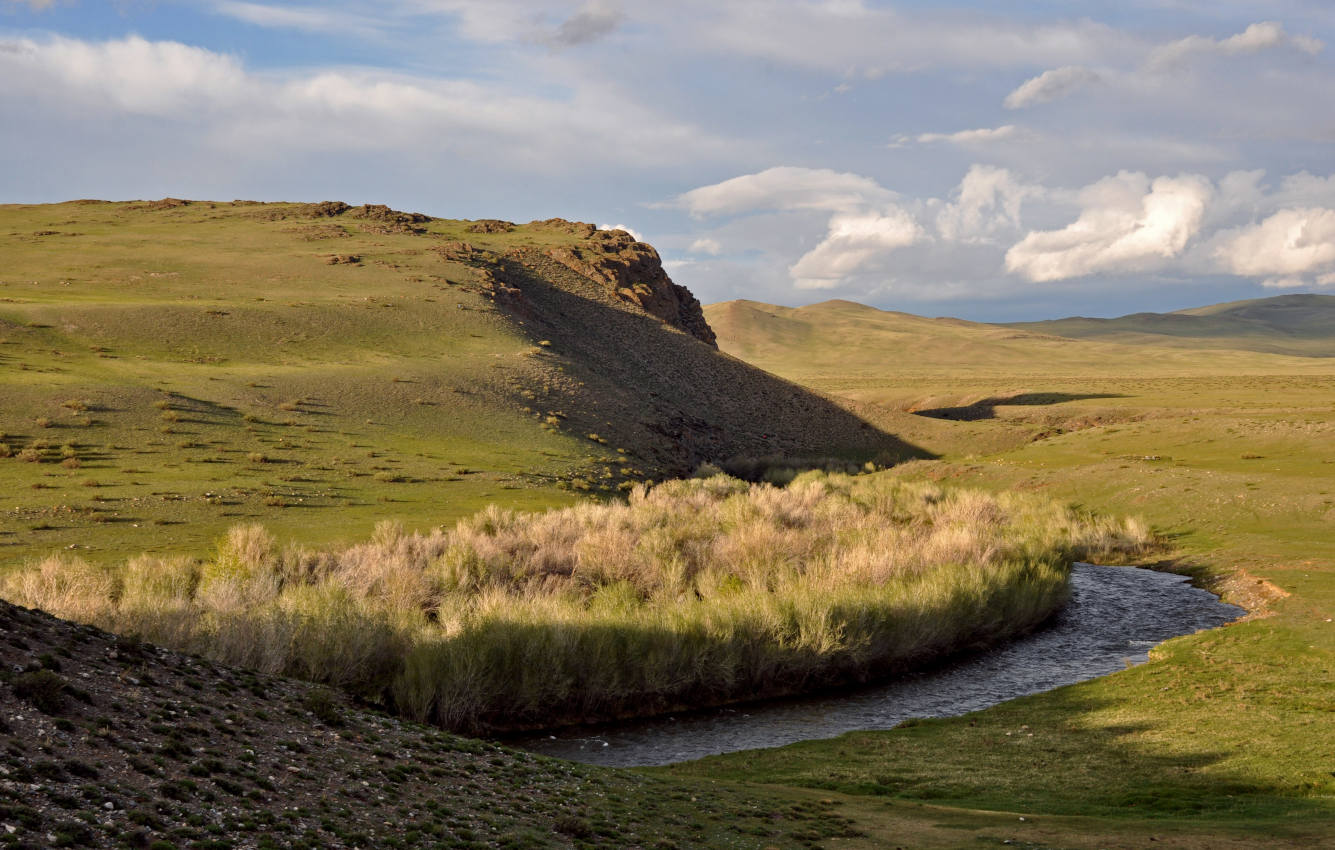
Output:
544 228 717 347
348 204 431 224
131 198 191 211
466 219 516 234
528 218 598 238
299 201 352 218
324 253 361 265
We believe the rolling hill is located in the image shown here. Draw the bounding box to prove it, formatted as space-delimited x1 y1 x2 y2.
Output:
0 200 915 564
1004 293 1335 357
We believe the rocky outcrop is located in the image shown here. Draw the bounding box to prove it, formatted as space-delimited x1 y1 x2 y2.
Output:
543 226 718 347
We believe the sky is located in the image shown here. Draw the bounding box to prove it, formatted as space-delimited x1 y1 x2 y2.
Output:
2 1 1334 321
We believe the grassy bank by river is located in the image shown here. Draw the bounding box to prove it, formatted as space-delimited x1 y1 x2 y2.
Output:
665 307 1335 845
1 473 1148 733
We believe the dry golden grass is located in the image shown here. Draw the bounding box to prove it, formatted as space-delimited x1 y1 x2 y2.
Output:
3 472 1150 732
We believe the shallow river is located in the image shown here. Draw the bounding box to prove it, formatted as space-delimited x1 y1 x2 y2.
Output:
510 564 1243 767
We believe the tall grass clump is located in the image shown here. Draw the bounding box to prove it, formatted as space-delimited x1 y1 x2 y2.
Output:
2 473 1153 732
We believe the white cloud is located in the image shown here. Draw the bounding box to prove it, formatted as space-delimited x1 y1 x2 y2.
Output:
1004 65 1101 109
1147 21 1323 70
599 222 644 241
689 237 722 255
936 165 1042 244
673 166 897 217
0 34 735 170
1005 172 1212 281
790 209 924 289
212 2 383 37
675 167 922 290
0 35 247 113
688 2 1136 77
1215 208 1335 286
916 125 1019 145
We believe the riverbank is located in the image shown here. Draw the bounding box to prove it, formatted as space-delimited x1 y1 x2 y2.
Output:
1 473 1150 733
517 563 1241 766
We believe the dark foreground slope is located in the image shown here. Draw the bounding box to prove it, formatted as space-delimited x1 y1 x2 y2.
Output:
0 597 856 849
1005 293 1335 357
0 201 917 562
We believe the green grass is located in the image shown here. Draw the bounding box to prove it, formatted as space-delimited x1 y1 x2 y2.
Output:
1 472 1150 734
0 201 658 564
665 299 1335 843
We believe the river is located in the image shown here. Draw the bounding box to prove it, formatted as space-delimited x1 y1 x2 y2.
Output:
510 564 1243 767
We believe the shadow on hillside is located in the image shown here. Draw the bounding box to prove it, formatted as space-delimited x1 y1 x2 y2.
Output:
490 255 935 474
913 392 1127 422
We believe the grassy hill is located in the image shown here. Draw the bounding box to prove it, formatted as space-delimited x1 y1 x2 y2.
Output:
1005 293 1335 357
0 201 912 564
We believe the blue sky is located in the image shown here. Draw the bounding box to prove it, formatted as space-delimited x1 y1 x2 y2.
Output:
3 1 1334 320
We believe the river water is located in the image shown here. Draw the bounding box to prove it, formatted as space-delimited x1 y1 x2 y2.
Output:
510 564 1242 767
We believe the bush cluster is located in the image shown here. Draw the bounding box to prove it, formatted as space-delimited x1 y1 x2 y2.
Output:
2 473 1152 732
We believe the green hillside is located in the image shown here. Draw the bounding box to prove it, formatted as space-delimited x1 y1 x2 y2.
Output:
1005 293 1335 356
0 201 910 564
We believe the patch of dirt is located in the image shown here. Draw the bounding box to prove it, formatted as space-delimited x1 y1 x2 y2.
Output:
284 224 351 241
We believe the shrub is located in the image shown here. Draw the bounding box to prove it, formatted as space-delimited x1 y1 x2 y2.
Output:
14 670 69 715
1 473 1153 733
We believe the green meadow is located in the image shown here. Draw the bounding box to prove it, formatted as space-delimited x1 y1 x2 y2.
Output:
659 298 1335 846
0 200 645 563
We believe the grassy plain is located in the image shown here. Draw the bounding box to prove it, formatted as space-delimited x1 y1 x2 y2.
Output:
666 299 1335 845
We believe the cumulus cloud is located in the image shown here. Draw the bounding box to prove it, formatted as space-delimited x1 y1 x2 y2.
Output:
676 167 922 290
1147 21 1322 70
689 237 722 255
914 125 1019 145
1003 65 1101 109
1005 172 1212 281
790 209 923 289
0 35 247 113
673 166 897 217
1215 208 1335 287
936 165 1042 244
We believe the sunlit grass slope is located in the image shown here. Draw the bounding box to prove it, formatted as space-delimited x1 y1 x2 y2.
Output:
0 200 910 565
671 297 1335 844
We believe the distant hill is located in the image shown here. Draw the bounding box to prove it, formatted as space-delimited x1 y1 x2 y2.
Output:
0 200 916 562
703 297 1325 382
1004 294 1335 357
